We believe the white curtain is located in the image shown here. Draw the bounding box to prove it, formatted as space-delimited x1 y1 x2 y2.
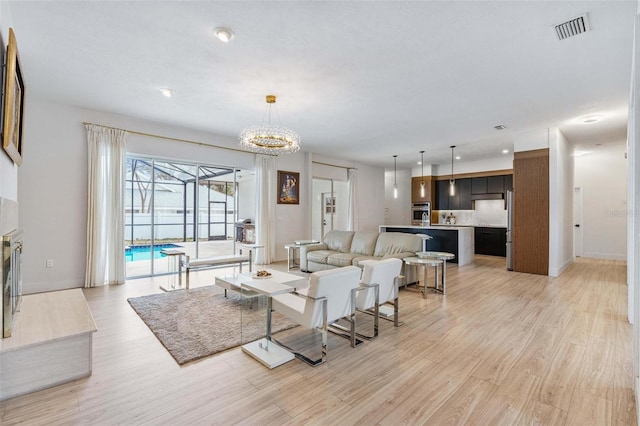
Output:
255 154 276 264
85 124 127 287
347 168 358 231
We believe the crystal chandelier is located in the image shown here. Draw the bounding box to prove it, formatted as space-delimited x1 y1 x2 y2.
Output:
239 95 301 155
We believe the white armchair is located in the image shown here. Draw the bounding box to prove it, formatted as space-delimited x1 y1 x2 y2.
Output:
356 258 403 338
271 266 361 366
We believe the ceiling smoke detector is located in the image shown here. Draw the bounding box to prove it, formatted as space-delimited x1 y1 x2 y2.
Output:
554 13 590 41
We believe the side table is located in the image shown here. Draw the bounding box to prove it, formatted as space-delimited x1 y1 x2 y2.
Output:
284 243 300 271
284 241 319 271
239 244 264 273
416 251 455 294
403 256 443 299
159 249 186 292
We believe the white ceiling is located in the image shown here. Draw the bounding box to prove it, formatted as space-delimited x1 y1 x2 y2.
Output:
6 1 636 169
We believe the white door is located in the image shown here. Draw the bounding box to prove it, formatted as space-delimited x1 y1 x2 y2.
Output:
312 178 349 241
321 192 334 239
574 187 583 257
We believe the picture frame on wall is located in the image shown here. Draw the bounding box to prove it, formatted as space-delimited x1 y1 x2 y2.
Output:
2 28 24 166
0 30 5 147
277 170 300 204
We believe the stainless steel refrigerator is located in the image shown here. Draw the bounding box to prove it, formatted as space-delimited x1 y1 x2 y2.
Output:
506 190 513 270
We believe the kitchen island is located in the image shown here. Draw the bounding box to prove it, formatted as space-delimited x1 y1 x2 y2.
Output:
379 225 474 266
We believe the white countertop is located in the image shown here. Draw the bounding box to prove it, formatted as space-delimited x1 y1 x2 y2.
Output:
381 225 474 231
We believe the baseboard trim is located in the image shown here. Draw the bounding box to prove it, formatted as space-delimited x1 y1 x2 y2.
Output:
23 279 84 295
549 258 574 277
581 252 627 261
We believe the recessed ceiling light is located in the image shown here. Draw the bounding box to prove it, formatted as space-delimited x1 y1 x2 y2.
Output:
572 150 592 157
494 125 506 130
417 161 422 165
213 27 235 43
581 115 603 124
455 156 461 160
502 149 509 154
160 88 174 98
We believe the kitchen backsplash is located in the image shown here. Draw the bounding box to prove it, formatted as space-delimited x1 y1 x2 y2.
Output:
433 200 507 227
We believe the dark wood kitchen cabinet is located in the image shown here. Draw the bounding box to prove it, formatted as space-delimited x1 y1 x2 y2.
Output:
471 177 488 194
487 175 504 193
435 178 471 210
474 227 507 257
436 179 449 210
457 178 472 210
504 174 513 192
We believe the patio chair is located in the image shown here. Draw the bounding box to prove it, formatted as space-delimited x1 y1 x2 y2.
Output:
271 266 361 366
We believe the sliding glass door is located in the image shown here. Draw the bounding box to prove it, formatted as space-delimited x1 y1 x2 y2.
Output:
125 156 253 279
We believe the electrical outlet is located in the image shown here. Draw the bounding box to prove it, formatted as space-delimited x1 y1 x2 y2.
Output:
46 259 54 268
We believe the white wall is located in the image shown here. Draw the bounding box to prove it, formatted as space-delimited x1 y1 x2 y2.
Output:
19 97 261 293
514 128 550 152
311 153 385 234
384 168 411 225
548 128 574 276
355 163 385 232
17 96 387 292
411 164 433 177
631 0 640 408
273 151 308 261
574 142 628 261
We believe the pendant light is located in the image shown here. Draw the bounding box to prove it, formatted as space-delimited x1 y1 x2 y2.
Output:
239 95 301 154
420 151 425 198
393 155 398 199
449 145 456 197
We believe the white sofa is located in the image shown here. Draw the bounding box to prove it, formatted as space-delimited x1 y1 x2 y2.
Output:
300 230 422 273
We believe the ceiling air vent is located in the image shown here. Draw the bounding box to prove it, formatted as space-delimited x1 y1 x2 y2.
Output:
554 13 590 41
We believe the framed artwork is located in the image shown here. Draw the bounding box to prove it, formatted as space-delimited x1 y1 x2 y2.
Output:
277 170 299 204
2 28 24 166
0 31 4 149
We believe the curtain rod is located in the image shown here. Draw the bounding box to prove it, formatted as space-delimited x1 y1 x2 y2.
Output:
82 121 277 156
312 160 357 170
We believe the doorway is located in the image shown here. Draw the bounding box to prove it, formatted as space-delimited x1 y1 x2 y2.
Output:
208 201 227 240
312 178 349 241
574 186 583 257
125 156 253 278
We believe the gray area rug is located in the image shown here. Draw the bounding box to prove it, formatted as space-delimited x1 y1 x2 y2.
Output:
127 286 298 365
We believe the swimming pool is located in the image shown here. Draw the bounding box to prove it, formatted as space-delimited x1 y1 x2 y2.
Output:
125 244 183 262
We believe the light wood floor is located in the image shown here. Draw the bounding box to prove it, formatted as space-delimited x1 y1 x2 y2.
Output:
0 256 636 425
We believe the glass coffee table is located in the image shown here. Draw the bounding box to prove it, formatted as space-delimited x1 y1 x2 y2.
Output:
215 269 306 368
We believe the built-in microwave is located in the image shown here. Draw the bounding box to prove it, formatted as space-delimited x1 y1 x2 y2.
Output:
411 202 431 226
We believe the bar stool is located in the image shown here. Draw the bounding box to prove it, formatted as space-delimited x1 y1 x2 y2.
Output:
403 256 443 299
416 251 455 294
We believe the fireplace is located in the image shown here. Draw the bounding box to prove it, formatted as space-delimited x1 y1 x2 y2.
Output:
2 229 23 338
